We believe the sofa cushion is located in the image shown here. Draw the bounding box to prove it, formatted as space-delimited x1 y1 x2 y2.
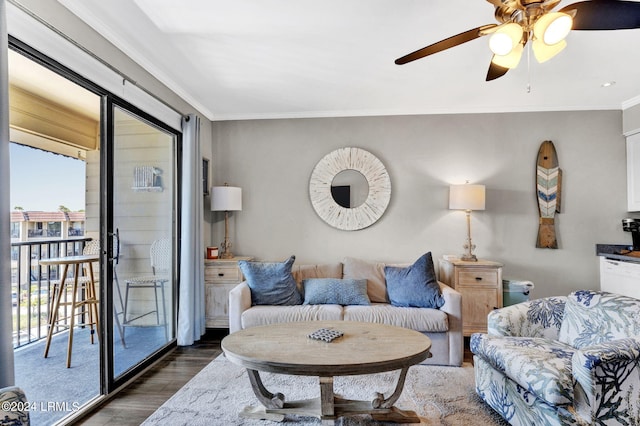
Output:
343 257 388 303
241 304 343 329
384 252 444 309
558 290 640 349
303 278 370 306
292 263 343 291
238 255 302 306
471 333 575 406
344 304 448 332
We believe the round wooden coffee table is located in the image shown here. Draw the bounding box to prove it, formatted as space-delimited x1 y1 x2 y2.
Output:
222 321 431 424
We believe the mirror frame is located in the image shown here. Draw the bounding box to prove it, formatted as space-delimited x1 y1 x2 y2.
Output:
309 147 391 231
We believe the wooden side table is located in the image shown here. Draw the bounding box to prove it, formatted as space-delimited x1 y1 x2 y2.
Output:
438 258 503 336
204 256 253 328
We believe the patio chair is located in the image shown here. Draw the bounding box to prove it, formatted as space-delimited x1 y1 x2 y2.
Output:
122 238 170 341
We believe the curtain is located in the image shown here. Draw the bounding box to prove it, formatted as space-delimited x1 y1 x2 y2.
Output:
0 0 16 387
177 114 206 346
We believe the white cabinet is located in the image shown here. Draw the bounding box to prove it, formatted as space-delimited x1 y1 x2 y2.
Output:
627 133 640 211
599 256 640 299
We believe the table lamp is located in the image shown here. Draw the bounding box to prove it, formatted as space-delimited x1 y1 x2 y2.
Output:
449 182 485 261
211 184 242 259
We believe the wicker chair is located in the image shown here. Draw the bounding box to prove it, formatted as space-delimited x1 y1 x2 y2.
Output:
122 238 170 340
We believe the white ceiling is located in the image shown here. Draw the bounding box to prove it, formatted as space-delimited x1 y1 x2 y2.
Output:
57 0 640 121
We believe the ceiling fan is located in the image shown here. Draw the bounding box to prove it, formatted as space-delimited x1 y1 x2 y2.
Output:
395 0 640 81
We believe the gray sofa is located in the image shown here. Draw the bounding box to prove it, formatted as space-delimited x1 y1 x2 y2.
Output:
228 257 463 366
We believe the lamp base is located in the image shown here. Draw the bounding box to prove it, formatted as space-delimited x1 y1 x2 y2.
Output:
219 250 235 260
461 209 478 262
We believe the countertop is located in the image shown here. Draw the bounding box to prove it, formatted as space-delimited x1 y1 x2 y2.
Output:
596 244 640 262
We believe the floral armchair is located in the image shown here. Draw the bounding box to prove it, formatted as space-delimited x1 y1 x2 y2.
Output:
471 290 640 425
0 386 29 425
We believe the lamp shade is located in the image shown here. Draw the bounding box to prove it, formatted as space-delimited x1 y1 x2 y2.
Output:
533 12 573 46
449 184 486 211
211 186 242 211
489 23 523 56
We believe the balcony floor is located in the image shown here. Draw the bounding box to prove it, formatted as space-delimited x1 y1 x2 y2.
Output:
14 326 167 426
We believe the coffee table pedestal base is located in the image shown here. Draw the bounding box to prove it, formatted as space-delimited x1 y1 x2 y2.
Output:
242 368 419 424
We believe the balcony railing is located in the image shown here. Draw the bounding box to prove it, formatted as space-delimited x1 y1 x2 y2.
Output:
11 237 93 348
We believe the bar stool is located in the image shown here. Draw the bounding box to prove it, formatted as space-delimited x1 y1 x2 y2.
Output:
42 240 100 368
122 238 170 340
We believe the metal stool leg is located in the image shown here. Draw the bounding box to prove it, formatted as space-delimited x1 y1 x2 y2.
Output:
160 280 168 340
113 267 126 347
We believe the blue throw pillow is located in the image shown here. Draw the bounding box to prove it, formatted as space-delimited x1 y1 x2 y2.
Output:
238 255 302 306
302 278 370 306
384 252 444 309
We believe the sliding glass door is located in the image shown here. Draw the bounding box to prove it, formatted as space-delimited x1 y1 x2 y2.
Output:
103 100 179 388
8 24 182 419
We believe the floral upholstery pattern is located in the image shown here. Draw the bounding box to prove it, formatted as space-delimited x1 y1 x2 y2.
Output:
0 386 29 426
473 291 640 425
470 334 575 405
559 290 640 349
487 296 566 339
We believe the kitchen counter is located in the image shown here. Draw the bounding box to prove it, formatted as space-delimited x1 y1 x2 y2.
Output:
596 244 640 263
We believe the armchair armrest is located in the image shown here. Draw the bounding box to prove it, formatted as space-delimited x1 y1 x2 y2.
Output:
488 296 567 339
438 281 463 366
228 281 252 333
438 281 461 321
572 338 640 424
0 386 29 425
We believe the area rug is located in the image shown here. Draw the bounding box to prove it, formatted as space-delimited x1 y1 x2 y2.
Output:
142 355 509 425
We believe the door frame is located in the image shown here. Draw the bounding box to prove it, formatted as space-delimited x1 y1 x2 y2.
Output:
9 36 182 397
101 95 182 392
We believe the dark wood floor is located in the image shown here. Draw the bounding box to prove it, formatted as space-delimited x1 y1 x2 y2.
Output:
75 331 224 426
75 332 473 425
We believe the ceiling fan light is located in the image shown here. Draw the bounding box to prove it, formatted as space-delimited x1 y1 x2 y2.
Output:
491 41 524 69
489 23 523 56
489 33 513 55
534 12 573 46
532 39 567 63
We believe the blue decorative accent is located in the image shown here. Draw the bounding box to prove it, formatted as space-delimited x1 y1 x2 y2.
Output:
473 291 640 425
384 252 444 309
573 289 595 306
537 190 557 202
302 278 370 306
238 256 302 306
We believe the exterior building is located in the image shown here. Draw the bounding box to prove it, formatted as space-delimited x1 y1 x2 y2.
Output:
10 210 85 241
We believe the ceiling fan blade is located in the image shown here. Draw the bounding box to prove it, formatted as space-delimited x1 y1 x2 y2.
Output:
486 59 509 81
395 24 497 65
560 0 640 30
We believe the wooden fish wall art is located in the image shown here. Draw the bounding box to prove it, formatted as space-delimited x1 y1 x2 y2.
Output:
536 141 562 249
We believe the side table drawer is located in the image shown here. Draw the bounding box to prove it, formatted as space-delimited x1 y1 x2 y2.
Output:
206 266 241 282
204 256 252 328
458 270 498 286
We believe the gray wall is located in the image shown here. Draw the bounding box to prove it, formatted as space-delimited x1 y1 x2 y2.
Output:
212 110 627 299
624 103 640 136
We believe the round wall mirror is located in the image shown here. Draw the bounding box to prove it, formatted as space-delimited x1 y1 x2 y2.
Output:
309 147 391 231
331 169 369 208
